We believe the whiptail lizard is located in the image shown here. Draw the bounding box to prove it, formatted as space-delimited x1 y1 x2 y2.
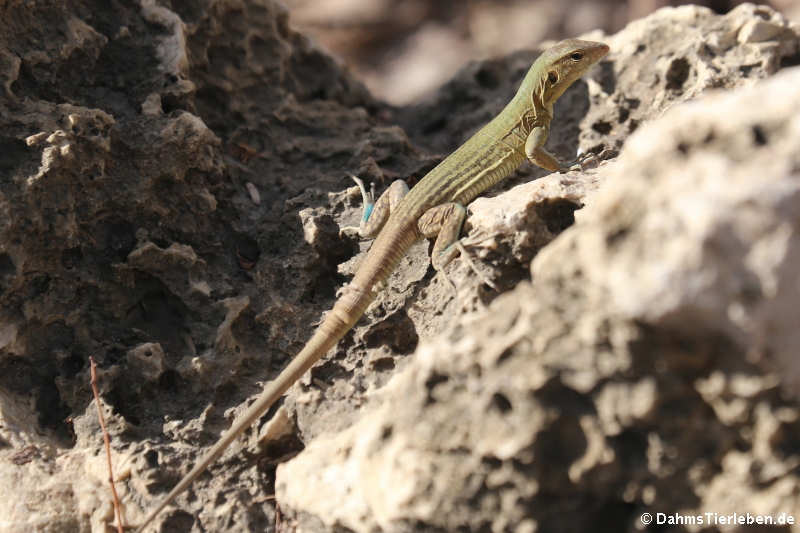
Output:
136 38 608 531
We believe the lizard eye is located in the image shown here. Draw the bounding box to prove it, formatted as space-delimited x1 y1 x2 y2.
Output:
570 51 584 61
547 71 558 84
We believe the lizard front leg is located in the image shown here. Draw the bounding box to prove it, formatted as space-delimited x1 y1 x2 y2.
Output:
344 175 409 238
525 125 564 172
525 125 596 173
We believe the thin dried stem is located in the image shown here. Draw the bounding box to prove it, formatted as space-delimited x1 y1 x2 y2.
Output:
90 356 125 533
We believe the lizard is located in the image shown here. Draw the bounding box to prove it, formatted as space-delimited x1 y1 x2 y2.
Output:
135 38 609 531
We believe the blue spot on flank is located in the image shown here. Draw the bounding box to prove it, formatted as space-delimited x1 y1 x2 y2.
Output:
362 203 374 222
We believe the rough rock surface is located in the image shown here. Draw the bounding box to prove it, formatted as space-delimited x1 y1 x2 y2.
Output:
0 1 799 533
279 62 800 533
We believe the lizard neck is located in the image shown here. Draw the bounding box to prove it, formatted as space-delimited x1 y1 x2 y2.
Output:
394 93 536 211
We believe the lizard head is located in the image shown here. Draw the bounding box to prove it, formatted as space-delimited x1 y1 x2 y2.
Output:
527 39 609 107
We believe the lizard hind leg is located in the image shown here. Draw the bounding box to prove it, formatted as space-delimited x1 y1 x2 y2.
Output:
418 202 467 271
418 202 497 291
346 175 409 238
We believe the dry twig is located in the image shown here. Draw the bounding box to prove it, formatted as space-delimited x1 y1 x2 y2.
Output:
89 356 125 533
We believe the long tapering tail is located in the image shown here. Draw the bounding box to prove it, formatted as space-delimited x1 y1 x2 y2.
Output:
137 216 420 531
135 296 366 532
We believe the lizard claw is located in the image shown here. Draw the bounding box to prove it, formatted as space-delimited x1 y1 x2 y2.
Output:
349 174 371 202
558 149 603 173
459 228 494 248
344 174 378 238
455 240 498 291
349 173 376 222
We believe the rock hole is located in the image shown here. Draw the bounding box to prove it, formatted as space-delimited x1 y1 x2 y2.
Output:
606 227 629 245
0 253 15 294
106 386 142 426
497 346 514 364
424 371 449 405
363 311 418 354
665 58 690 91
425 372 448 391
534 199 579 235
104 219 136 262
0 253 14 277
125 280 190 362
614 429 648 468
62 352 85 378
753 5 772 19
161 93 184 114
35 380 72 441
491 392 513 413
739 63 759 77
161 510 195 531
482 455 502 468
592 120 612 135
780 52 800 68
145 450 159 467
371 357 396 372
624 98 641 110
751 124 767 146
0 137 29 174
234 233 261 265
158 369 182 393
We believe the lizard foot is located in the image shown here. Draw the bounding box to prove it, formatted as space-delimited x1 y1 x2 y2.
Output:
559 148 616 173
558 150 598 173
340 174 377 237
455 239 498 291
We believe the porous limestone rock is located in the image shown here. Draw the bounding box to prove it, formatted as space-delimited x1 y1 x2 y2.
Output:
0 1 799 532
276 20 800 533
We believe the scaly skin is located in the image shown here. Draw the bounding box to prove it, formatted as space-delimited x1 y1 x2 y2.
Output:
136 39 608 531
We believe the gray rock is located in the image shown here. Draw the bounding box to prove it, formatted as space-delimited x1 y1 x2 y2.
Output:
1 1 799 532
277 13 800 533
